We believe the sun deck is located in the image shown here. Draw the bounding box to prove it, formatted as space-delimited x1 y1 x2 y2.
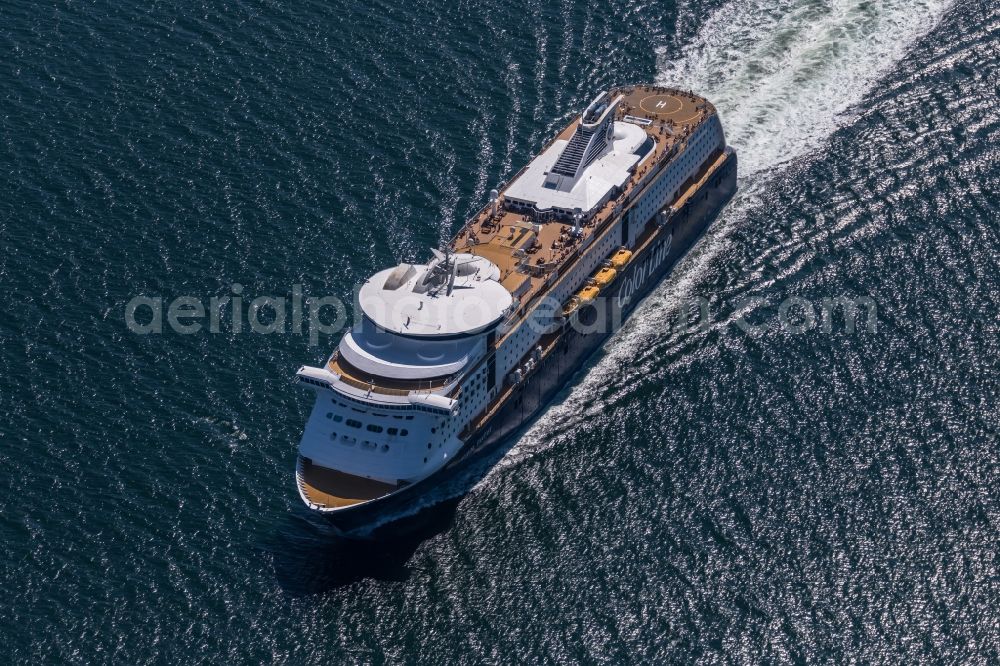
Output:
451 85 714 328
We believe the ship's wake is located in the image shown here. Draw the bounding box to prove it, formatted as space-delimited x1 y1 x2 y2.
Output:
478 0 955 478
660 0 954 177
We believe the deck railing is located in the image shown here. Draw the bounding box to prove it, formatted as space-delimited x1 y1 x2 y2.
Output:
327 354 460 397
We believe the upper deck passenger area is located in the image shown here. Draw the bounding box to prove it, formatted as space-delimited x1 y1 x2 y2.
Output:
451 85 718 306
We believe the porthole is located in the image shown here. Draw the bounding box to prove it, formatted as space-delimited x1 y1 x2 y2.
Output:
400 429 409 436
326 412 333 419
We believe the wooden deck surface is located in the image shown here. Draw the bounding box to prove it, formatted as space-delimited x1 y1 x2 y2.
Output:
298 457 397 509
451 85 713 329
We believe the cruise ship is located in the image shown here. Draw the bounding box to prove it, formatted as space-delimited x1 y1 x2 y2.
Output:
294 85 737 535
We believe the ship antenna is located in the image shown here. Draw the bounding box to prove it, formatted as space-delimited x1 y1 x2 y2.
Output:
446 248 457 296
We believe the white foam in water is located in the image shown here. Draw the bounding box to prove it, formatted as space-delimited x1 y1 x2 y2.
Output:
660 0 954 176
481 0 954 472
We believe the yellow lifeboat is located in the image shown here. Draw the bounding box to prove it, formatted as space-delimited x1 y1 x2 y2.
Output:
593 267 617 287
609 247 633 269
562 296 581 316
577 284 601 302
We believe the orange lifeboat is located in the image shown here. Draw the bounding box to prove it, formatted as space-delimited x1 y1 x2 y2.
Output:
609 247 633 269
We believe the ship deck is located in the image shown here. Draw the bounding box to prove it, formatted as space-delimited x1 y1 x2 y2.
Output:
327 354 453 396
451 85 713 330
315 87 715 399
298 456 397 509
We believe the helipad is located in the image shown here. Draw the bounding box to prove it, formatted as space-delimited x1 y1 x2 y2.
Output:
638 93 701 123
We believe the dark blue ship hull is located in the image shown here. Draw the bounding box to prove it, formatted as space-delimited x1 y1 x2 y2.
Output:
324 148 738 537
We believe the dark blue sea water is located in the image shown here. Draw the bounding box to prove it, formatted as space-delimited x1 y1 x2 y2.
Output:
2 0 998 662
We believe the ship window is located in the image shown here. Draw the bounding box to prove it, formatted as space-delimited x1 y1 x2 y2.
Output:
366 424 383 433
401 429 409 436
333 415 343 423
326 412 333 419
387 427 398 436
381 444 390 453
346 419 362 428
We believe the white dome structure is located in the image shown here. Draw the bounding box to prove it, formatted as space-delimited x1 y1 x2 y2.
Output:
358 254 512 338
